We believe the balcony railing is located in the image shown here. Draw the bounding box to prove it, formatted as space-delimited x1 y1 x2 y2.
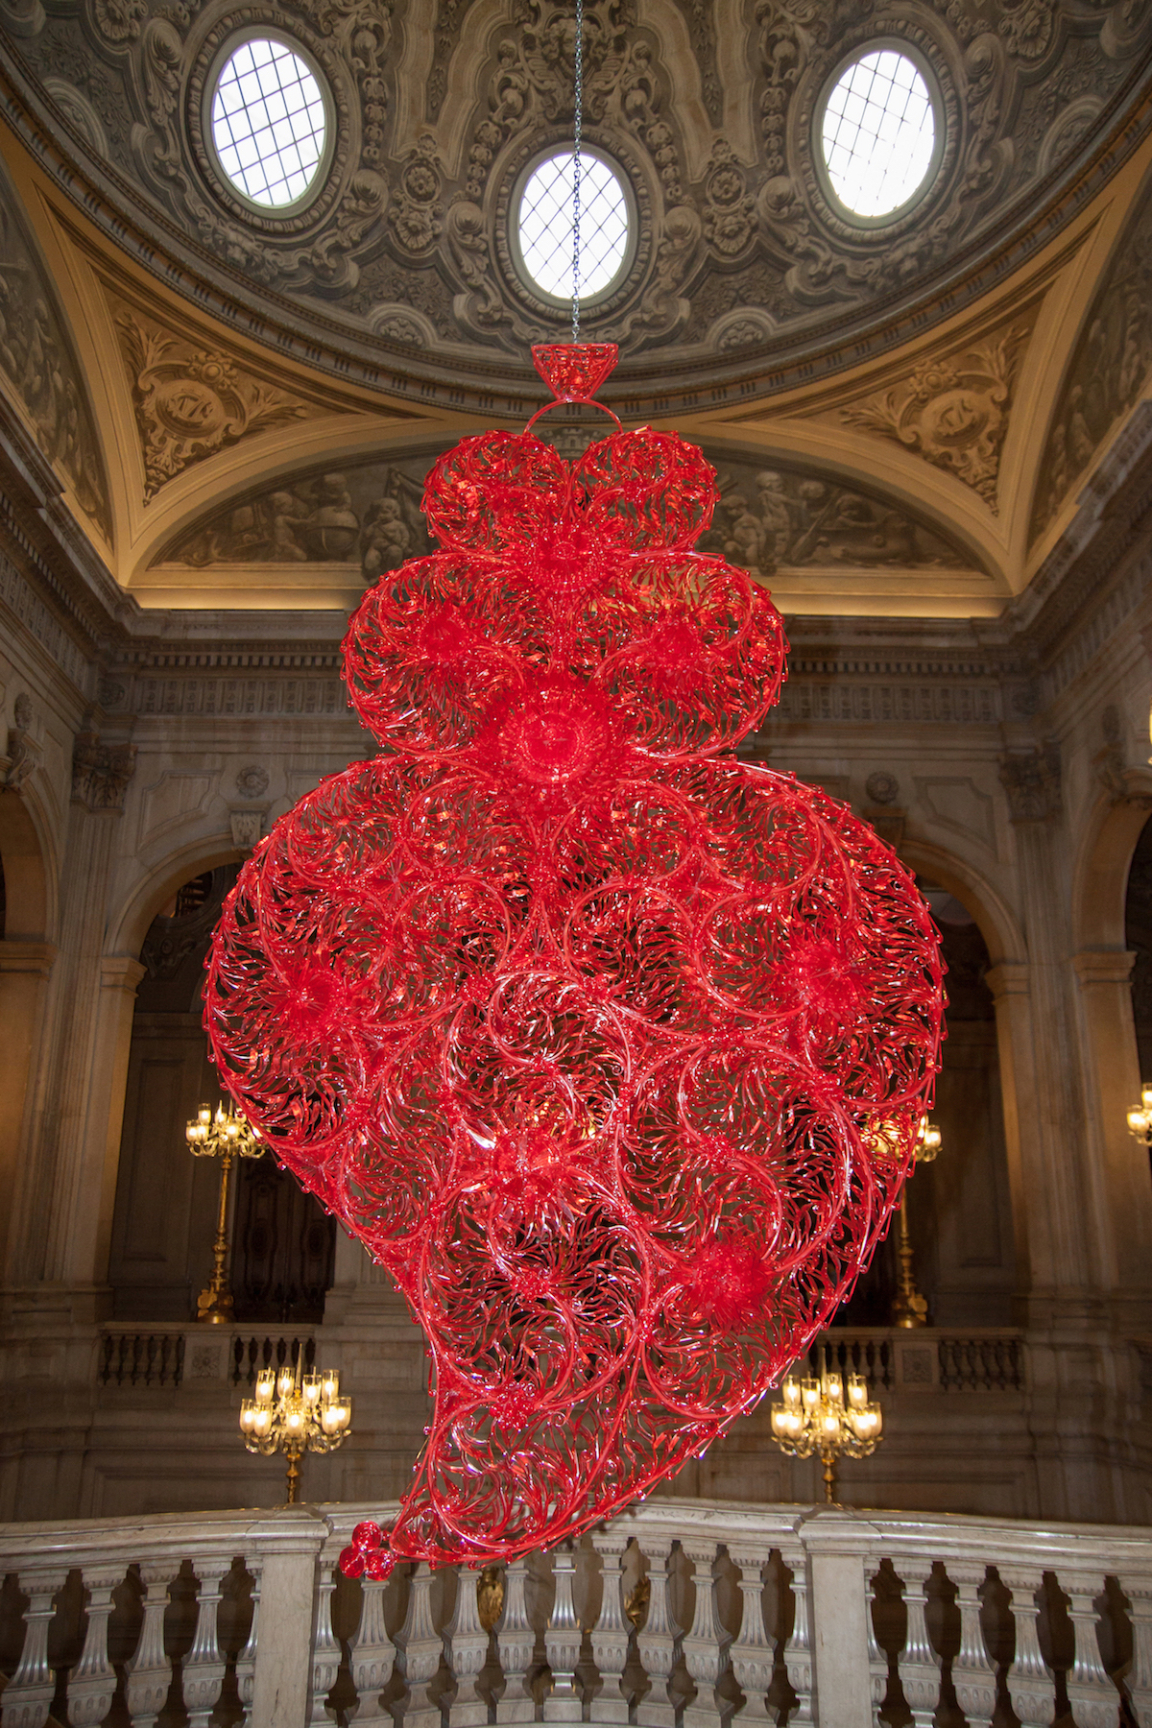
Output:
1 1496 1147 1728
93 1325 1027 1398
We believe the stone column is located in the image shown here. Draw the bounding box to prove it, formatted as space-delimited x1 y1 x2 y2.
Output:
46 953 145 1290
802 1511 876 1728
1071 948 1152 1304
995 744 1138 1517
984 960 1043 1295
6 732 138 1308
993 746 1098 1311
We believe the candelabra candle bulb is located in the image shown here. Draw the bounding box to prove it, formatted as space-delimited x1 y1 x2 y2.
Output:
185 1101 263 1324
240 1357 352 1504
891 1113 943 1328
916 1116 942 1161
769 1349 884 1504
1127 1083 1152 1146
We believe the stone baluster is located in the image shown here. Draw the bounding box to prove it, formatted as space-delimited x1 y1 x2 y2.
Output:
589 1529 630 1724
681 1540 723 1728
543 1544 582 1722
182 1557 230 1728
635 1535 678 1728
66 1563 123 1728
399 1562 443 1728
1001 1566 1055 1728
247 1521 327 1726
950 1563 995 1728
727 1544 773 1726
865 1571 888 1724
446 1569 490 1727
2 1568 68 1728
308 1556 342 1727
236 1559 262 1727
496 1557 537 1725
778 1548 813 1728
125 1559 179 1728
1062 1572 1113 1728
1122 1579 1152 1727
896 1571 940 1728
350 1577 395 1725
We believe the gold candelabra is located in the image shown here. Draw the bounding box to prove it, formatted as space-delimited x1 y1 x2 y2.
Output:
240 1359 352 1503
186 1102 263 1324
891 1114 941 1329
1127 1084 1152 1147
769 1348 884 1503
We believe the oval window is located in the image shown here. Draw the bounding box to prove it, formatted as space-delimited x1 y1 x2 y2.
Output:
820 48 939 222
210 35 330 212
515 148 632 304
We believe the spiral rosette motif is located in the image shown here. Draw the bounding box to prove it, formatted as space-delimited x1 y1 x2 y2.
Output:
204 344 944 1576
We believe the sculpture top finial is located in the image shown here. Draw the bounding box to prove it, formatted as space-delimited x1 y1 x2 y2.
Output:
532 343 619 404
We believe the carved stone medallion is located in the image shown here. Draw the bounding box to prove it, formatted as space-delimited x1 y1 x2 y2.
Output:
114 306 311 501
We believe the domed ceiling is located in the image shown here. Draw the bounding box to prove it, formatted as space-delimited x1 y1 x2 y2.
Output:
1 0 1151 616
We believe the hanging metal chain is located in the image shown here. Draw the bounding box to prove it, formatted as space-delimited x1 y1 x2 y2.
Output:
572 0 583 341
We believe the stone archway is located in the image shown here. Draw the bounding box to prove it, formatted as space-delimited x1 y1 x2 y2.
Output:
837 840 1021 1328
107 854 336 1325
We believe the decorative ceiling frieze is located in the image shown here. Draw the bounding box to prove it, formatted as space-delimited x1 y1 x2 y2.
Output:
149 441 982 622
0 161 110 537
1030 167 1152 546
0 0 1149 410
156 450 437 578
698 456 973 574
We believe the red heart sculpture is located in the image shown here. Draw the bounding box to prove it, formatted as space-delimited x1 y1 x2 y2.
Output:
204 347 944 1575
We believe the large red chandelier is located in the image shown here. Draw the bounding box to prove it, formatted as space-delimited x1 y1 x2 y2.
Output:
204 343 944 1575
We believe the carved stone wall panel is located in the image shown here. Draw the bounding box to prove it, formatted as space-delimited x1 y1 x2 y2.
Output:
697 452 976 575
2 0 1150 396
772 679 1004 725
131 674 349 719
136 767 220 849
912 774 999 857
155 452 437 580
155 442 981 618
1030 174 1152 544
111 301 317 503
833 309 1038 511
0 161 111 537
0 549 91 692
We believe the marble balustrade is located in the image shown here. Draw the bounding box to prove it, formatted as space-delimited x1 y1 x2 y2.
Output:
0 1498 1147 1728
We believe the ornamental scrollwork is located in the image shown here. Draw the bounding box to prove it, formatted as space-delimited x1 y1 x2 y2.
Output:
998 743 1062 823
3 693 40 791
115 308 310 502
71 729 137 812
840 324 1030 508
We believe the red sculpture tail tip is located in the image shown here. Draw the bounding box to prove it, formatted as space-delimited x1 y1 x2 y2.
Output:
532 343 619 404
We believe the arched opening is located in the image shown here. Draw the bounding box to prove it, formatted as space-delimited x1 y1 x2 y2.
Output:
0 786 50 941
1127 813 1152 1084
0 789 54 1278
836 878 1016 1327
107 864 336 1323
